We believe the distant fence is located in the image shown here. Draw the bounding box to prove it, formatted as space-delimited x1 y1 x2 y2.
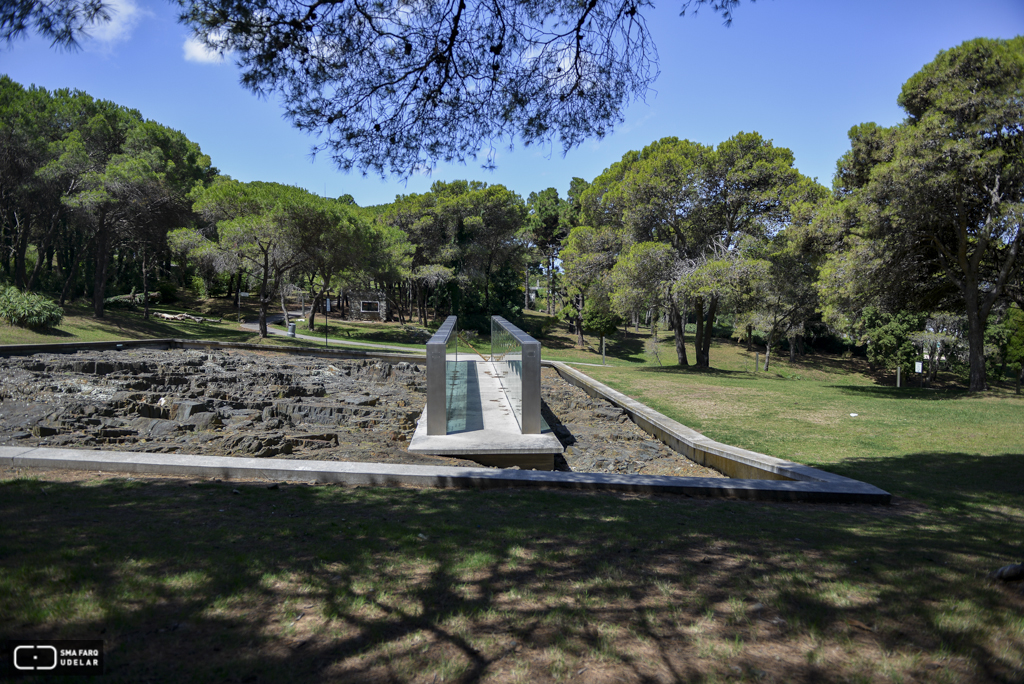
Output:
490 316 542 434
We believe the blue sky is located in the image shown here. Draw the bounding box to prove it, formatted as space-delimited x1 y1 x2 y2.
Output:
2 0 1022 207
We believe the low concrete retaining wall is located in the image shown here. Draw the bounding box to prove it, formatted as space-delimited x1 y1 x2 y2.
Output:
0 447 887 502
546 361 891 503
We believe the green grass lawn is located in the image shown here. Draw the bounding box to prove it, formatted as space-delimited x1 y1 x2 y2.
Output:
0 300 259 345
2 300 1023 682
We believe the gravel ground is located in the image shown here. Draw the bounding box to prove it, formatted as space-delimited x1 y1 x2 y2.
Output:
0 349 723 478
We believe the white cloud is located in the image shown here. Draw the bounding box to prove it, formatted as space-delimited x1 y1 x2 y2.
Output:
183 36 226 64
87 0 143 46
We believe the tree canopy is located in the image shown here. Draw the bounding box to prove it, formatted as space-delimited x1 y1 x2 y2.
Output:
169 0 742 178
1 0 109 49
822 36 1024 391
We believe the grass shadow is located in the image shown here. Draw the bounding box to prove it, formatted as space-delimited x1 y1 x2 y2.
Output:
824 450 1024 513
11 326 75 338
1 475 1021 683
636 364 749 378
830 385 972 401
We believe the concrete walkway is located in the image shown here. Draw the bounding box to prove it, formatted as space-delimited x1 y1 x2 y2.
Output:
407 360 563 470
240 311 426 355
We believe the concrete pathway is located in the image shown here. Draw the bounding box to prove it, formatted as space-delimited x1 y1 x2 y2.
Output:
407 360 563 469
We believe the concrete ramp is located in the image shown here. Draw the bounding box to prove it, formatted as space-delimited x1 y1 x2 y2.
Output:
407 359 563 470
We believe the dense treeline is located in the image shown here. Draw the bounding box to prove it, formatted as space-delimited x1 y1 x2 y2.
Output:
2 34 1022 391
0 75 218 317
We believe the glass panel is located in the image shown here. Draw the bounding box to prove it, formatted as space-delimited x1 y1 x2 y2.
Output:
444 322 466 433
491 316 525 430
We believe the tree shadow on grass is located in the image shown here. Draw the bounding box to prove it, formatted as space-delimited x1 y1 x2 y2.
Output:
1 475 1022 683
19 326 75 338
785 354 869 376
636 364 748 378
67 309 258 343
822 450 1024 515
829 385 973 401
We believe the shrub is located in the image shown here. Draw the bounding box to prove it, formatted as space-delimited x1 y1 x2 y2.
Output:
0 286 64 329
104 291 161 309
155 281 178 303
189 275 208 299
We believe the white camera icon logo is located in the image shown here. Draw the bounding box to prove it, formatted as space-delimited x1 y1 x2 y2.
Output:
13 645 58 671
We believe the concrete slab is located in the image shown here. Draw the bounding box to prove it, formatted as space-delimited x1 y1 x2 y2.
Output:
407 359 563 470
0 447 891 502
545 361 891 502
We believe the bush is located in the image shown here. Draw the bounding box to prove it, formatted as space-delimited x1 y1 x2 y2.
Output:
0 286 64 329
155 281 178 303
104 291 161 309
189 275 208 299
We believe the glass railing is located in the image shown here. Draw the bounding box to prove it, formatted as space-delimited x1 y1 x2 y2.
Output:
490 316 542 434
426 316 462 435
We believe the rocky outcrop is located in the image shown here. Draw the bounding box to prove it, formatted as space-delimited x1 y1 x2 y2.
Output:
0 349 723 477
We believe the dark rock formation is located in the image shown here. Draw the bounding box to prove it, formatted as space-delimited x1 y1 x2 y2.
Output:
0 349 723 477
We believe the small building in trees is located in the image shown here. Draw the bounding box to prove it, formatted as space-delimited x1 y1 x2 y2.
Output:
345 289 387 321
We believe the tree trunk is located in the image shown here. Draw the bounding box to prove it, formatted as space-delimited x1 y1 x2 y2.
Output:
927 342 938 386
764 335 773 371
964 287 989 392
142 248 151 320
257 254 270 338
259 296 269 337
789 335 797 363
669 299 689 366
27 211 61 291
12 211 29 289
279 282 290 327
524 264 529 311
92 213 110 318
384 285 404 325
699 294 718 368
574 293 585 347
547 251 554 315
746 324 753 352
58 238 91 307
484 255 492 313
308 292 321 331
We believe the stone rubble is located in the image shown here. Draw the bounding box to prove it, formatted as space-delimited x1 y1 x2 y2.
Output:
540 368 724 478
0 349 723 478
